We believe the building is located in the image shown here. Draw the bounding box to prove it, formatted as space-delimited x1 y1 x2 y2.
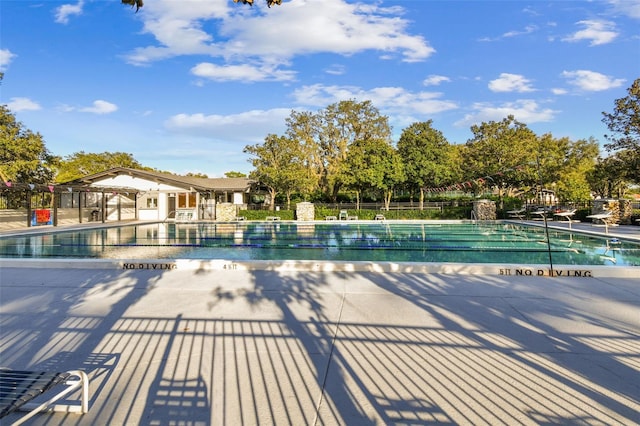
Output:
70 167 257 221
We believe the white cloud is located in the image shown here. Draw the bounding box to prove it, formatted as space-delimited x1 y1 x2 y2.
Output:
502 24 538 38
0 49 16 71
125 0 434 66
488 73 535 93
478 24 538 42
607 0 640 19
562 20 618 46
6 97 41 111
551 88 568 95
291 84 458 116
325 64 346 76
55 1 84 25
423 75 451 86
79 100 118 114
191 62 296 82
454 100 558 128
561 70 625 91
165 108 291 142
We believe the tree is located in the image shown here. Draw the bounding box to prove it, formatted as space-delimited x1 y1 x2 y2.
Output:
244 134 312 210
397 121 453 209
462 115 537 207
341 137 405 209
602 78 640 183
1 105 58 184
55 151 143 183
285 100 392 202
587 153 629 199
121 0 282 12
554 137 599 202
225 171 247 178
185 172 209 178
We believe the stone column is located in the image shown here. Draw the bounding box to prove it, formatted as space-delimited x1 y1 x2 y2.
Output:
619 199 632 225
296 202 315 221
472 199 496 220
215 202 237 221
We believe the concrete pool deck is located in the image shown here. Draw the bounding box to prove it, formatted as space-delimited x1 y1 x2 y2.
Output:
0 221 639 425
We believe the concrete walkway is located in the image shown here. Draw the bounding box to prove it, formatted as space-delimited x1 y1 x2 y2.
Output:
1 262 639 425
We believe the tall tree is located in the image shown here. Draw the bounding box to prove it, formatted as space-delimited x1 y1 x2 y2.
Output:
587 153 629 199
553 137 599 202
285 100 392 202
285 110 322 198
0 105 58 183
462 115 537 207
397 121 453 209
602 78 640 183
55 151 143 183
341 137 405 209
244 134 312 210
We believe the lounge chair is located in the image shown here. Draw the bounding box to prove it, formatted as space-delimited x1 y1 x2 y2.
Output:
506 208 526 220
586 211 614 225
554 209 577 222
0 369 89 425
530 209 547 220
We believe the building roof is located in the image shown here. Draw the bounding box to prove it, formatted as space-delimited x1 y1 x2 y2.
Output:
69 167 255 192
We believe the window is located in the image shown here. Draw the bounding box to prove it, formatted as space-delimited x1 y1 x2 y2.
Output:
146 197 158 208
177 193 197 208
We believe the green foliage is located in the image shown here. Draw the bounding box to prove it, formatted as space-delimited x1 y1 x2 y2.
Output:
237 209 294 220
233 0 282 7
0 105 57 183
244 134 314 210
462 115 537 201
587 154 630 198
341 137 405 209
284 100 393 202
397 120 457 206
602 78 640 184
123 0 283 12
55 151 143 183
121 0 143 11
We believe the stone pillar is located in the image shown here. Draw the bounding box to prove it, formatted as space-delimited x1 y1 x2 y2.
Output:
473 199 496 220
215 202 237 221
619 199 632 225
296 202 315 221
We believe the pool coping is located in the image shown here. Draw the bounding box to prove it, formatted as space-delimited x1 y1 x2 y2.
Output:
1 220 638 278
1 258 637 278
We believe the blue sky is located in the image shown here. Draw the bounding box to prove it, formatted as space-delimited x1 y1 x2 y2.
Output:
2 0 639 178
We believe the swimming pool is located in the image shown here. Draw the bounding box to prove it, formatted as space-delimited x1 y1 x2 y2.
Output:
1 221 639 267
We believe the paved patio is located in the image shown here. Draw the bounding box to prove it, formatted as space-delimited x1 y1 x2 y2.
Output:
1 258 639 425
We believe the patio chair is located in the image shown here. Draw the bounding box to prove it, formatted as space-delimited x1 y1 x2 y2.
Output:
553 209 577 222
586 211 613 225
506 208 526 220
0 369 89 425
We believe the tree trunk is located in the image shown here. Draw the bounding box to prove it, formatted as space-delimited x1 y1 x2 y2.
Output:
384 190 392 210
269 188 277 211
419 188 425 210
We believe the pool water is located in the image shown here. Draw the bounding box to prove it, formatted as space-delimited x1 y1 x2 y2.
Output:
1 222 639 267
